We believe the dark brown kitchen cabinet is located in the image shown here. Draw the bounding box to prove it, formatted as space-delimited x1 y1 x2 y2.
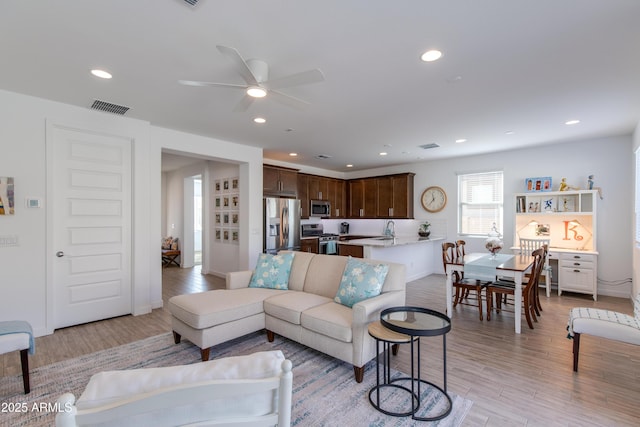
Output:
348 178 378 218
300 237 319 253
263 165 298 197
338 243 364 258
376 173 414 219
328 178 346 218
297 174 310 218
298 173 346 219
347 173 414 219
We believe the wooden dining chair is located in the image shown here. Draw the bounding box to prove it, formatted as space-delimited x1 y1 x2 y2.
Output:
519 237 552 306
485 247 545 329
442 242 488 321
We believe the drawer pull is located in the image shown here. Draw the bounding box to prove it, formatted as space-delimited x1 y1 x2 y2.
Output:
573 269 581 272
573 263 581 266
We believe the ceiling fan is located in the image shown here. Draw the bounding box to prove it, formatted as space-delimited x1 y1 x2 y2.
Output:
179 45 325 112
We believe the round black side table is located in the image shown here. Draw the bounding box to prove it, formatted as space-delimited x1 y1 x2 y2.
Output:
380 306 452 421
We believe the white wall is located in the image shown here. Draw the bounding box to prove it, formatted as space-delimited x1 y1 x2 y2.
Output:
633 121 640 299
0 89 264 335
345 135 633 297
285 135 634 297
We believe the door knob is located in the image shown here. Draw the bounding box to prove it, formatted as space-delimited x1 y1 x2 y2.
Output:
56 251 64 257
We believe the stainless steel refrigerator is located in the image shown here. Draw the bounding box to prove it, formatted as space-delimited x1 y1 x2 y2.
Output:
264 197 301 254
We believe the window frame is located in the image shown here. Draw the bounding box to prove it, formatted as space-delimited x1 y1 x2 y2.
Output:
458 170 504 237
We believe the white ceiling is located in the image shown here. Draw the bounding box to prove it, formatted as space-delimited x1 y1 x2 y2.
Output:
2 1 639 172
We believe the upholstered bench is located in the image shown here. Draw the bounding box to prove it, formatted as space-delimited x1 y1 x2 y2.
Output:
567 296 640 372
169 287 290 361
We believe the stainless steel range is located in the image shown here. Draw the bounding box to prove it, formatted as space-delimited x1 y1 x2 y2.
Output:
301 224 339 254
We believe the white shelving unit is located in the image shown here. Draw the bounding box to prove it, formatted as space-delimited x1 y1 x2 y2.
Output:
514 190 598 300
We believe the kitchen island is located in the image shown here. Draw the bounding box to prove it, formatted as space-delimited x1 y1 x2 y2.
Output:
338 236 444 281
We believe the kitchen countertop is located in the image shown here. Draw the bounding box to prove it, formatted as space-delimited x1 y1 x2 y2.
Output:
338 235 444 247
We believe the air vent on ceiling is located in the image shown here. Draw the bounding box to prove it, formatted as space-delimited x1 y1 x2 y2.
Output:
90 99 130 115
183 0 198 5
418 143 440 150
316 154 332 159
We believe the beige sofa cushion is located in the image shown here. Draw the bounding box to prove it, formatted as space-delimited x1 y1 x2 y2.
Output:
301 302 353 343
264 292 333 325
169 288 287 329
282 250 315 292
302 255 348 298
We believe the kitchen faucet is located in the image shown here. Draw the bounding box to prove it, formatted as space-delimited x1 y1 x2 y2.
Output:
384 220 396 237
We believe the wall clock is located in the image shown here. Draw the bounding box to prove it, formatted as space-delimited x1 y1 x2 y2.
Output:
421 186 447 213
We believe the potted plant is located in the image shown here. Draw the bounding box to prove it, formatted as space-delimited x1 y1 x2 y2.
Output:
418 221 431 238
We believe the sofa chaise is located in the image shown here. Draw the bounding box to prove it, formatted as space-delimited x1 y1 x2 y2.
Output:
168 251 406 382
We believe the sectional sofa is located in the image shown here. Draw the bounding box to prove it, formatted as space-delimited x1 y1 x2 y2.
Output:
169 251 406 382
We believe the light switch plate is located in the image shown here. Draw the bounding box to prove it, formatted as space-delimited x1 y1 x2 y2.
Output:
26 198 41 208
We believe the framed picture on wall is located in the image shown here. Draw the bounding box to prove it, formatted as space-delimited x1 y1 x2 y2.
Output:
223 229 230 242
232 177 239 191
223 179 230 192
215 228 222 241
232 230 239 244
215 180 222 193
215 213 221 224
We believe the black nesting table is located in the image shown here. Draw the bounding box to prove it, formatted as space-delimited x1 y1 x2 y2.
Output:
368 306 452 421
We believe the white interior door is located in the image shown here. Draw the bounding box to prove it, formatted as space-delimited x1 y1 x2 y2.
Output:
50 125 132 329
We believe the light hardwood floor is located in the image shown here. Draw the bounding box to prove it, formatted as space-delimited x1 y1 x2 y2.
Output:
2 266 638 426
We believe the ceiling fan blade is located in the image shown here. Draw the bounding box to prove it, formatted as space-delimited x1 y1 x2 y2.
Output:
265 69 325 90
269 90 310 110
178 80 246 89
216 45 259 86
232 94 256 112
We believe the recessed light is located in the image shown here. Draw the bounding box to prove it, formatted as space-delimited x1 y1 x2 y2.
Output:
421 50 442 62
346 164 353 168
455 139 467 143
505 131 515 135
565 119 580 125
90 69 112 79
246 86 267 98
253 117 266 124
379 152 388 156
289 152 297 157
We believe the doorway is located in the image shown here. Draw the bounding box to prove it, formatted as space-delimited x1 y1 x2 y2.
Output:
193 176 202 266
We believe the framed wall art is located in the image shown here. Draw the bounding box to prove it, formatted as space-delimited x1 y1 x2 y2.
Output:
525 176 552 192
0 177 15 215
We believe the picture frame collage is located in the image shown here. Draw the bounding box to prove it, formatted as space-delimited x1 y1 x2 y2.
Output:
214 177 239 244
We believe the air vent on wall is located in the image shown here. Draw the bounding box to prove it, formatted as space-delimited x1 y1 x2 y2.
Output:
183 0 198 5
418 143 440 150
90 99 130 115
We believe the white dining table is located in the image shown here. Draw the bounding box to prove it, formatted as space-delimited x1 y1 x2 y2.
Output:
444 252 535 334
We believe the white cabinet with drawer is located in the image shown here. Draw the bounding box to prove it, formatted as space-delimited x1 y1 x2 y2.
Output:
558 252 597 301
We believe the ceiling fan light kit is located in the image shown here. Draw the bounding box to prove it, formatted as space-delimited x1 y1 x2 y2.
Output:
246 86 267 98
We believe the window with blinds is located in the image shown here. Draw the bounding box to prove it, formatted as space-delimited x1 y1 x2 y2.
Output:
458 170 504 236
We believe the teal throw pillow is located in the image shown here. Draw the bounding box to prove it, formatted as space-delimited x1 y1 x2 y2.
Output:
248 253 295 290
334 257 389 307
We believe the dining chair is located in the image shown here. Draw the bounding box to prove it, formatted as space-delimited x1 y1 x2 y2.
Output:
485 247 545 329
442 242 488 320
519 238 551 312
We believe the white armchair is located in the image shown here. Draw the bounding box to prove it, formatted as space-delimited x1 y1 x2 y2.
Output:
55 350 292 427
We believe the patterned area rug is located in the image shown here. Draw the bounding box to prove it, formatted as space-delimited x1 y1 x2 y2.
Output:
1 331 473 426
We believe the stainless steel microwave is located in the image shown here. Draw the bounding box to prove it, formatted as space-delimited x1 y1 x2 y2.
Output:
310 200 331 217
